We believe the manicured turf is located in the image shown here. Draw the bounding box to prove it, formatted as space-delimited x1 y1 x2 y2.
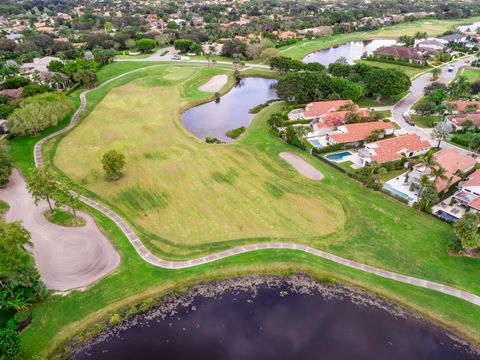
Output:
356 59 425 78
278 17 480 60
412 114 443 128
16 61 480 357
45 208 86 227
462 68 480 83
55 66 345 247
357 92 407 108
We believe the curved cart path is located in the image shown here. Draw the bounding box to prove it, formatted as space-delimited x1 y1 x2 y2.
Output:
0 170 120 290
32 65 480 306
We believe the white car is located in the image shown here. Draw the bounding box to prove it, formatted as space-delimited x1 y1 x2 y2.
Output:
402 111 415 126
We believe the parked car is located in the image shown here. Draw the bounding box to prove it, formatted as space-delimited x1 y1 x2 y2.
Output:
448 64 455 73
402 111 415 126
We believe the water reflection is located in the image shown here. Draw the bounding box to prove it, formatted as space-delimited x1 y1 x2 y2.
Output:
303 39 398 65
182 77 277 143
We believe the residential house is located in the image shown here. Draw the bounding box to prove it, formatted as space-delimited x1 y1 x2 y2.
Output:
358 134 431 166
0 88 23 101
416 39 445 51
443 100 480 114
291 100 371 135
452 170 480 213
326 121 395 145
409 148 476 194
439 33 468 44
373 46 432 65
297 26 333 38
445 113 480 130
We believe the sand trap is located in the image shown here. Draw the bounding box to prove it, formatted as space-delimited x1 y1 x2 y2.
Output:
198 74 228 92
280 152 324 180
0 170 120 290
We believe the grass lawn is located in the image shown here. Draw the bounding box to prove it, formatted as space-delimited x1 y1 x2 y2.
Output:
13 61 480 356
278 17 480 60
45 208 86 227
412 114 443 128
0 199 9 219
462 68 480 83
379 168 407 182
356 60 425 78
357 92 407 108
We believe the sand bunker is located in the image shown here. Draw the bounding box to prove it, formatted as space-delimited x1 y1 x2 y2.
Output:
0 170 120 290
280 152 324 180
198 74 228 92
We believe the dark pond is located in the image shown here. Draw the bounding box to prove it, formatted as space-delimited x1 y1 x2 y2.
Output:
303 39 398 66
182 77 277 143
73 276 476 360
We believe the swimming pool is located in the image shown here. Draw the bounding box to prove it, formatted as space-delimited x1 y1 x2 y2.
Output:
308 139 323 148
382 183 415 202
325 151 352 162
435 210 459 222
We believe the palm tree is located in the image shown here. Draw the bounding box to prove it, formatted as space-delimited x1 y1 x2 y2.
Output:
418 174 431 196
431 166 448 186
432 67 441 81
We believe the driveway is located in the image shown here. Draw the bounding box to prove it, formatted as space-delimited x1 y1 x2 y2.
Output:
0 170 120 290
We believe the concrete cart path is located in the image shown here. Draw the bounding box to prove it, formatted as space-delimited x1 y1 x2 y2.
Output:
0 170 120 290
280 152 324 180
29 63 480 306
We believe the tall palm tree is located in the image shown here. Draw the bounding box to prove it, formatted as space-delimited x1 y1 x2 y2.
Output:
431 166 448 183
418 174 431 196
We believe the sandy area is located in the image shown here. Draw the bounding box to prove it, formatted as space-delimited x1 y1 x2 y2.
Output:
0 170 120 290
198 74 228 92
280 152 324 180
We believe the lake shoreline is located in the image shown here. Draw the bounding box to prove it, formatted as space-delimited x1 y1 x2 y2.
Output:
71 274 479 359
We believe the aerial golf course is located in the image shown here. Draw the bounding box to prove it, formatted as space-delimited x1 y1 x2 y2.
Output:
12 61 480 356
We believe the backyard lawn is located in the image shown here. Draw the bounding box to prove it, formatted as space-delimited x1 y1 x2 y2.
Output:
16 61 480 356
412 114 443 128
462 68 480 83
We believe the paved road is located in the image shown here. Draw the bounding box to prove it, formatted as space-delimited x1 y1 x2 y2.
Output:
30 63 480 306
392 56 476 153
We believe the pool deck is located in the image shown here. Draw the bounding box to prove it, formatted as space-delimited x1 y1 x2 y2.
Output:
383 173 418 205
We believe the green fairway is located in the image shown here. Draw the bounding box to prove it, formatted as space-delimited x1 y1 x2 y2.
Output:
278 17 480 60
16 61 480 357
55 65 345 249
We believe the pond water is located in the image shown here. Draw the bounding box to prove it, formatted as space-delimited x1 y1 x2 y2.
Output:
303 39 398 65
72 276 476 360
182 77 277 143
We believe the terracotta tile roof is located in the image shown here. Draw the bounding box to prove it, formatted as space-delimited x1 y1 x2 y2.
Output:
369 134 431 163
444 100 480 113
432 148 475 192
447 113 480 127
329 121 395 144
303 100 354 118
374 46 426 61
469 196 480 210
0 88 23 100
314 109 371 129
463 169 480 187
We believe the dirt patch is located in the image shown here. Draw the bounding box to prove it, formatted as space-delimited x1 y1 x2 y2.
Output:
198 74 228 92
0 170 120 291
280 152 324 180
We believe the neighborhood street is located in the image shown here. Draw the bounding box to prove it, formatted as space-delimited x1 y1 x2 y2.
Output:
392 55 477 153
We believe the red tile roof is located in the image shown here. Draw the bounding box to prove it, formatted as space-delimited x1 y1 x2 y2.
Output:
314 109 371 129
447 113 480 127
303 100 355 118
432 148 476 192
369 134 431 163
329 121 395 144
444 100 480 113
463 169 480 188
469 196 480 210
374 46 426 61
